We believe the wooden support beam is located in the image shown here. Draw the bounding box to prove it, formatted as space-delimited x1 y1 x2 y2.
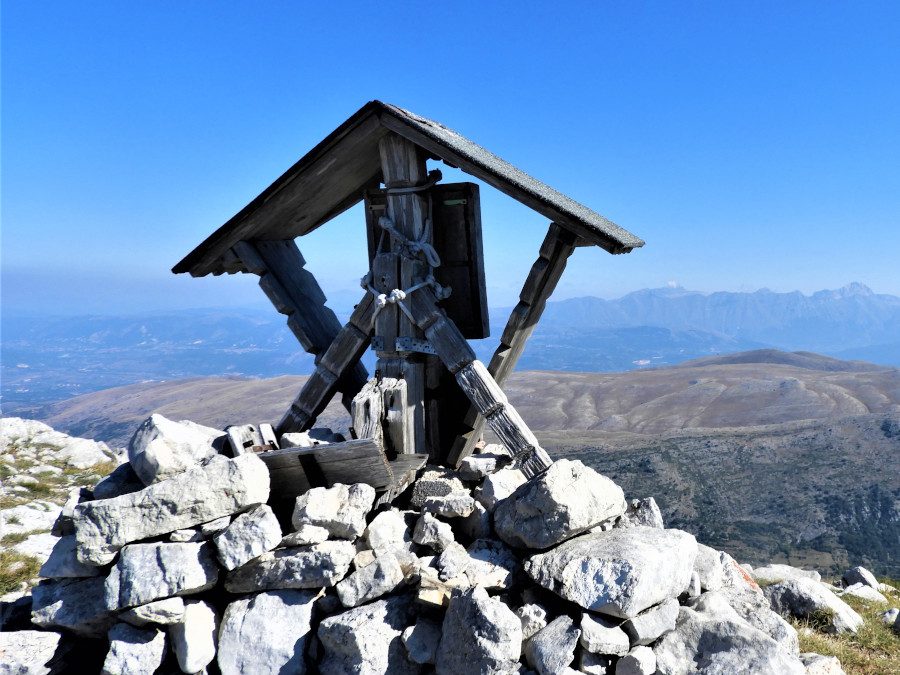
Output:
232 239 370 413
445 223 578 467
277 293 376 434
406 286 552 478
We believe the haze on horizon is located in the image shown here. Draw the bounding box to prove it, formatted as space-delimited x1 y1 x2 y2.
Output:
2 3 899 316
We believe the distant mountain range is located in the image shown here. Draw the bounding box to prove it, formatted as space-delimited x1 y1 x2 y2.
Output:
3 283 900 412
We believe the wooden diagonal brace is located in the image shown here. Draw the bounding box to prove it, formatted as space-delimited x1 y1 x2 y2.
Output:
277 292 377 434
406 286 552 478
232 239 369 410
444 223 579 467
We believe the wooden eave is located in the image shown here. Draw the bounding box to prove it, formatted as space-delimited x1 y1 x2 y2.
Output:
173 100 645 277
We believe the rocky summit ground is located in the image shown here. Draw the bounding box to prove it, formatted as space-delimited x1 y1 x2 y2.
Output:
2 415 899 674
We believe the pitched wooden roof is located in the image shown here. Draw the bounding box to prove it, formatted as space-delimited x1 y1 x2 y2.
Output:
174 101 644 277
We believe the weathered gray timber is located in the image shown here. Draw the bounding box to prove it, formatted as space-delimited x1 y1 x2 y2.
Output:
447 223 578 466
259 438 393 492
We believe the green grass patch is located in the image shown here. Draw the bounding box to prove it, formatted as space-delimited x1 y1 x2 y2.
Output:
0 550 42 595
793 577 900 675
0 529 48 547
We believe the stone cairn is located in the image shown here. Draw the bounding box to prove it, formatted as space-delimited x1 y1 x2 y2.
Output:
2 414 862 674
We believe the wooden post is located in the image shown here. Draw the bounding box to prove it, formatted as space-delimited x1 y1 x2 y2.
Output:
376 133 429 455
445 223 579 467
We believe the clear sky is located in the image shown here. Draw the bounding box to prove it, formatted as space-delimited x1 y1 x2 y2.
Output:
3 2 899 315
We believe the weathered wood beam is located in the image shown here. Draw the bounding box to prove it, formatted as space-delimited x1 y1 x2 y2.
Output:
277 293 377 434
259 437 392 493
406 286 552 478
445 223 578 467
232 239 369 411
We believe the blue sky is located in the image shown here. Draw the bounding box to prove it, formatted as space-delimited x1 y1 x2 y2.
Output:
3 2 899 315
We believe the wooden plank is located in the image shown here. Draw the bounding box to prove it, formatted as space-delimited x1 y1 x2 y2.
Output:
381 377 409 456
445 223 577 467
351 379 386 448
259 438 392 492
372 252 399 358
375 453 429 507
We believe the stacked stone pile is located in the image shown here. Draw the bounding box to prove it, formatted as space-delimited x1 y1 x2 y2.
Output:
1 414 878 674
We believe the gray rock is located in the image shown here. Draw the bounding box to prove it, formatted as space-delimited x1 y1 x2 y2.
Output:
292 483 376 540
459 453 506 481
74 453 269 565
475 467 527 511
494 460 627 550
715 586 800 656
524 527 697 618
896 610 900 636
436 542 473 584
881 607 899 624
800 652 847 675
169 528 203 543
225 541 355 593
336 553 405 608
318 594 418 675
218 590 317 675
578 651 615 675
617 498 664 530
423 492 476 518
764 577 864 634
580 613 630 656
281 524 330 547
39 535 101 578
402 617 442 665
751 564 821 585
841 565 878 590
31 576 115 637
413 512 456 552
102 623 167 675
169 599 218 674
364 509 416 557
524 615 580 675
93 462 144 500
839 582 888 603
105 542 219 610
457 500 492 540
693 544 727 593
0 630 68 675
51 487 91 536
436 586 522 675
653 592 806 675
410 467 467 509
120 597 186 626
213 504 282 571
199 516 232 537
465 538 519 590
517 603 549 642
622 598 679 646
616 645 656 675
128 414 224 485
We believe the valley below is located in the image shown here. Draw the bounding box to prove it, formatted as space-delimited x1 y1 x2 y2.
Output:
18 349 900 577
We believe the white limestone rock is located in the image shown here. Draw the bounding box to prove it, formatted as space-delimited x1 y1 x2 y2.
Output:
622 598 679 646
800 652 847 675
524 526 697 618
169 528 203 543
364 509 416 557
199 515 232 537
120 597 186 627
653 592 806 675
51 487 91 536
839 582 888 604
127 414 224 485
218 590 317 675
579 612 630 656
578 651 615 675
410 467 467 509
751 564 821 585
475 467 527 511
880 607 899 625
39 535 101 579
292 482 376 540
464 538 519 590
213 504 282 571
317 594 418 675
93 463 143 500
413 512 456 552
281 524 330 547
169 599 218 674
456 500 492 540
101 622 167 675
841 565 878 590
764 578 864 634
0 630 67 675
225 541 356 593
459 453 507 481
517 603 549 642
104 542 219 610
714 586 800 656
617 498 664 530
422 492 476 518
31 576 115 637
524 615 580 675
402 617 442 665
74 453 269 565
436 586 522 675
336 553 405 608
494 459 627 549
617 645 656 675
692 544 737 593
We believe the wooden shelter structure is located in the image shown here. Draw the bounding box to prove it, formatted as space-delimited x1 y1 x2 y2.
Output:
174 101 644 501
